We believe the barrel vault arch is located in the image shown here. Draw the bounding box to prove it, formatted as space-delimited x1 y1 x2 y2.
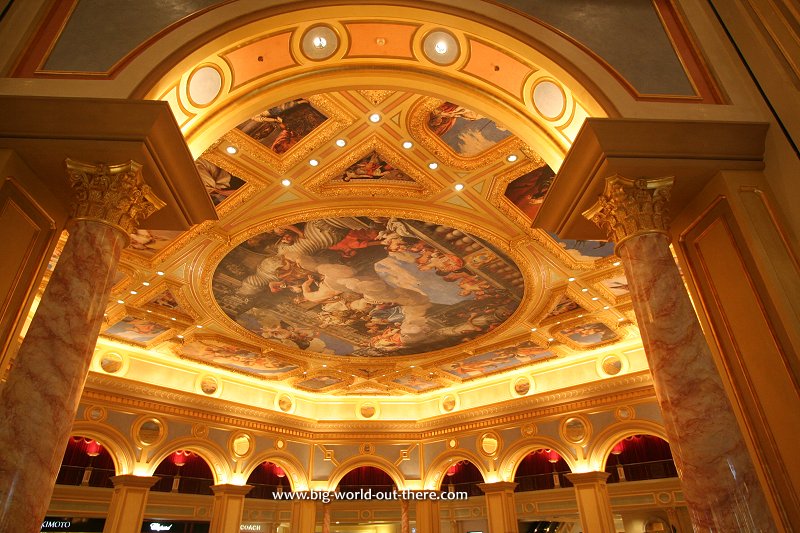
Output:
145 435 233 485
424 448 489 490
499 436 578 482
588 419 670 471
69 421 137 476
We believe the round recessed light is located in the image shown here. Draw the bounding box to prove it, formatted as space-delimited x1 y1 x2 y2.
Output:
312 36 327 49
548 338 554 342
581 287 588 292
618 317 625 321
281 178 291 187
530 327 537 332
225 145 238 155
196 325 203 329
116 299 124 304
335 139 346 147
142 281 150 286
568 277 576 282
506 154 518 162
300 26 338 60
428 162 439 170
146 310 152 313
613 261 621 267
177 334 184 339
603 305 610 310
129 290 137 295
578 314 583 318
156 271 165 276
402 141 413 149
423 30 459 65
591 297 599 301
434 40 448 54
369 113 381 123
170 317 176 321
309 159 319 167
454 183 464 191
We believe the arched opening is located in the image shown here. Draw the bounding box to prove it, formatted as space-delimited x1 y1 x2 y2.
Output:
604 435 677 483
438 460 485 498
335 466 396 499
245 460 292 499
151 450 215 495
513 448 573 491
56 436 116 488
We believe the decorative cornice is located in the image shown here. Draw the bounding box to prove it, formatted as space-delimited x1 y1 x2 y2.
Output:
65 159 165 236
82 371 655 440
582 175 674 252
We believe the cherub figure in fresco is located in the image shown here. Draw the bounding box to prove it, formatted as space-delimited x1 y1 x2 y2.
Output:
343 153 393 181
417 250 465 274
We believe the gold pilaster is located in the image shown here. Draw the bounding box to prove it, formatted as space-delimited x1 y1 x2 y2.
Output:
582 175 674 252
65 159 165 236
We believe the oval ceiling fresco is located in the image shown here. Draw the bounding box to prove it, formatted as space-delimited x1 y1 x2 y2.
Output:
212 217 525 356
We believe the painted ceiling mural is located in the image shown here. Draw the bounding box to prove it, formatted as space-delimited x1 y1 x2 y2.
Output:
90 88 636 395
212 217 525 357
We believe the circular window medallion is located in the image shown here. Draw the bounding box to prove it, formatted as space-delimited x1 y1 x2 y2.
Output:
479 431 501 457
85 406 106 422
199 375 219 395
441 394 457 413
521 423 537 437
277 394 294 413
99 352 124 374
358 402 378 419
532 79 567 120
134 417 165 447
561 416 591 445
601 355 623 376
213 218 524 357
230 433 253 458
512 376 531 396
187 65 223 107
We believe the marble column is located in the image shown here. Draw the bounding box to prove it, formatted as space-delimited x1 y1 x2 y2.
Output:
400 496 410 533
565 472 615 533
0 160 163 533
415 498 442 533
477 482 518 533
209 484 254 533
102 475 159 533
321 503 331 533
584 175 775 530
289 499 317 533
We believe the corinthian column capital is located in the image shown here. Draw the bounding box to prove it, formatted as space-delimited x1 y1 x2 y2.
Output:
582 175 673 250
65 159 165 235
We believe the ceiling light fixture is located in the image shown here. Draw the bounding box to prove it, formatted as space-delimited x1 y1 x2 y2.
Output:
170 317 176 321
613 261 621 267
568 277 576 282
142 281 150 286
335 139 346 147
130 290 137 295
177 335 184 339
156 271 165 276
506 154 518 162
116 299 124 304
434 40 448 54
312 36 327 49
454 183 464 191
281 178 291 187
530 327 537 332
225 145 238 155
196 325 203 329
428 162 438 170
309 159 319 167
591 297 599 301
402 141 413 149
603 305 610 310
369 113 381 123
618 317 625 321
581 287 588 292
548 337 554 342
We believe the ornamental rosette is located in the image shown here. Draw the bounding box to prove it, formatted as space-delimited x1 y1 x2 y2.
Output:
65 159 166 234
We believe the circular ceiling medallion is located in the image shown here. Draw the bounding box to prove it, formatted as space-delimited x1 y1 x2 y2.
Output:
532 80 566 120
301 25 339 60
213 217 524 357
187 65 223 107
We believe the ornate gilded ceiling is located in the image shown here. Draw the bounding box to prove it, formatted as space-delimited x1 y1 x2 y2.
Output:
88 88 637 397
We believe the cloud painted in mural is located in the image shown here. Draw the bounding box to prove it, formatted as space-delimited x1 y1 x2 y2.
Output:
427 102 513 157
441 340 555 379
176 338 298 376
212 217 524 356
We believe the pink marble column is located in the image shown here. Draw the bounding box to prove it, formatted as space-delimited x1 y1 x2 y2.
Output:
321 503 331 533
584 176 774 531
400 496 410 533
0 160 163 532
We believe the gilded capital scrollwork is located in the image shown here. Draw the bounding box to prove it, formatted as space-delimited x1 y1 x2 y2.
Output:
65 159 166 235
582 175 673 250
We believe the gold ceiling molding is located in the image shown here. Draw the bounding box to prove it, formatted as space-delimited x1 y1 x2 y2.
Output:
302 135 437 198
82 371 655 440
357 90 396 105
407 97 529 171
218 94 356 176
120 219 216 270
